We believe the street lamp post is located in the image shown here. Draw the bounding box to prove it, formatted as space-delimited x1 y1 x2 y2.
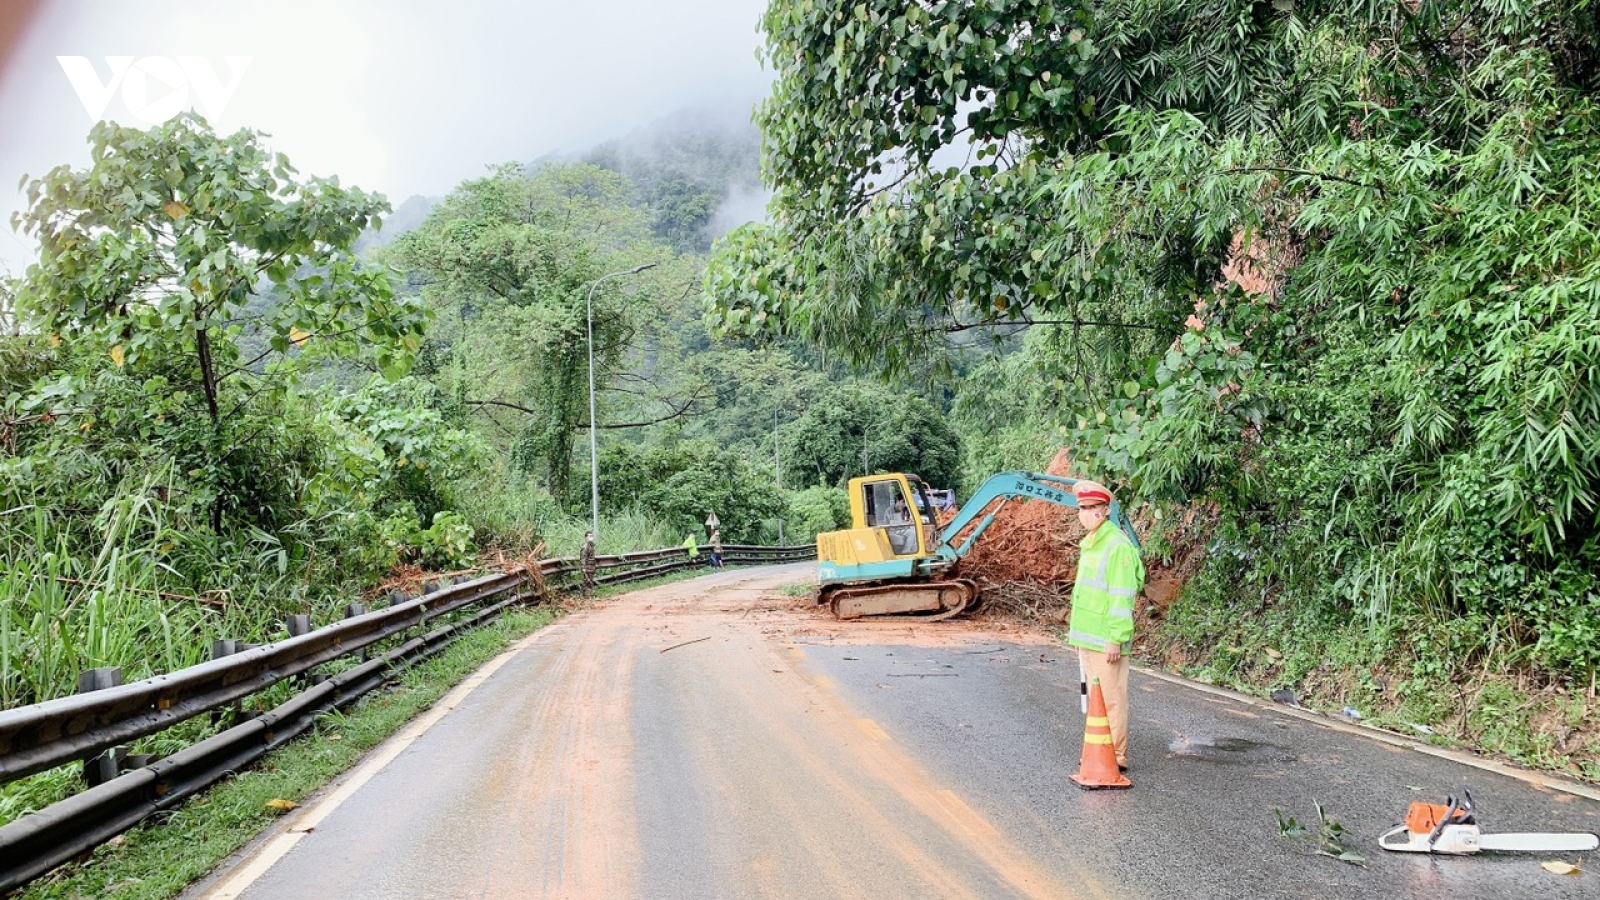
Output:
774 406 783 544
587 262 657 541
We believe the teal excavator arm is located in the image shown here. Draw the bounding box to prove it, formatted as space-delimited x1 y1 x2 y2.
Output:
932 471 1139 564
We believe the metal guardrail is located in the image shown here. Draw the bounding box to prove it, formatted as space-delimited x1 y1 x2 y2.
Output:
0 542 815 893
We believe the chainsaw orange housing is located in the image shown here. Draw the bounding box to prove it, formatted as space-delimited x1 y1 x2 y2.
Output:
1405 802 1469 834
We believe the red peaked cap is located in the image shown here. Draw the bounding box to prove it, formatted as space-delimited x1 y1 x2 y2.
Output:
1073 480 1112 506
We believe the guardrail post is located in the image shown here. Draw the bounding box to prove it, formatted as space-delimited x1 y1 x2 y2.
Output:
210 642 239 726
76 668 123 786
285 615 315 688
208 641 262 726
344 604 369 662
77 667 122 693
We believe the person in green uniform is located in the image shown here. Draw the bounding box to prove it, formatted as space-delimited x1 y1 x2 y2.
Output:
1065 479 1145 772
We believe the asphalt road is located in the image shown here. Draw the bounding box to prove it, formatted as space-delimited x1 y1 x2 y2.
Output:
189 564 1600 900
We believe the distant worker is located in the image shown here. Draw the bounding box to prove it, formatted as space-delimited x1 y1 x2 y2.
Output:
709 528 724 569
579 530 597 597
682 533 700 563
1066 480 1144 773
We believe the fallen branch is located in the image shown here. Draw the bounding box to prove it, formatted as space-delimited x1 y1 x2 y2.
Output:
661 636 711 654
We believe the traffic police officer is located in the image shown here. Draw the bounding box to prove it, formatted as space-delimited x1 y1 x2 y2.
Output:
1066 480 1144 771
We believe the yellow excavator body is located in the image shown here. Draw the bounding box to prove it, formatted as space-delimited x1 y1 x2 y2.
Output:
816 473 972 619
816 527 897 567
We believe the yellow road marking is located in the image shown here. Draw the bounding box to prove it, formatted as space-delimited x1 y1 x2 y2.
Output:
853 718 891 742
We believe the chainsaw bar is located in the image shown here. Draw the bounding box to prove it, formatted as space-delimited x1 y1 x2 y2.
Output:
1380 822 1599 855
1380 791 1600 855
1479 832 1600 853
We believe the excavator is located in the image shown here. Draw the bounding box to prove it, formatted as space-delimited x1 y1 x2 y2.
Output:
816 471 1138 620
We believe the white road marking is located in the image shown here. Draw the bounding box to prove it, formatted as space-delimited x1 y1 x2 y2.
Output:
195 626 559 899
1135 664 1600 803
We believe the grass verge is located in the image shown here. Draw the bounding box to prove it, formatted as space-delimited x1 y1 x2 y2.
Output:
14 606 559 900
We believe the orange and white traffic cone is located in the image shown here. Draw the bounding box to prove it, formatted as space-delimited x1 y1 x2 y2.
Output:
1070 678 1131 790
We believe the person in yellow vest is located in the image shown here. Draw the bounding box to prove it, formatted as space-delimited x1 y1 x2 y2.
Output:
1066 479 1145 772
682 533 700 563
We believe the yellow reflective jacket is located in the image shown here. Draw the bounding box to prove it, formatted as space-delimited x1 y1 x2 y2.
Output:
1067 522 1145 652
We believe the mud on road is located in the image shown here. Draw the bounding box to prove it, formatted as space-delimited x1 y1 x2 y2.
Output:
197 563 1600 900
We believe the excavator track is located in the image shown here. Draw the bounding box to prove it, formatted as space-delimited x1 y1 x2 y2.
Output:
822 579 980 621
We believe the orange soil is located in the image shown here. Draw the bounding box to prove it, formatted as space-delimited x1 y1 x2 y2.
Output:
955 451 1085 587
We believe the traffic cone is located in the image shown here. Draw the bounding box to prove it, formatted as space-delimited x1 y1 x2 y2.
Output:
1070 678 1131 790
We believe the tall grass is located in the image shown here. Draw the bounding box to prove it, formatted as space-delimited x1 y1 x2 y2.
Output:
0 497 212 707
0 471 372 709
454 463 691 558
0 470 697 709
539 506 687 558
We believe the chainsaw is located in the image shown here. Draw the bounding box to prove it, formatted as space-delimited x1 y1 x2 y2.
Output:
1379 790 1600 855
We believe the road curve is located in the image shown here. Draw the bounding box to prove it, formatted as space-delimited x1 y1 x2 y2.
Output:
188 564 1600 900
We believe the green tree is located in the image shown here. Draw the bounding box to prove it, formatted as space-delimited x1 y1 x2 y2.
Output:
327 376 489 526
674 345 830 461
597 440 785 539
712 0 1600 678
786 485 849 541
392 163 690 505
643 176 717 252
782 382 961 490
12 114 427 531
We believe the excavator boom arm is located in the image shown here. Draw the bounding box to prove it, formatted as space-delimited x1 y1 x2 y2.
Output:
934 471 1138 563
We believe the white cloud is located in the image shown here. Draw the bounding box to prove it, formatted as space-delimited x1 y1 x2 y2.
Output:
0 0 770 275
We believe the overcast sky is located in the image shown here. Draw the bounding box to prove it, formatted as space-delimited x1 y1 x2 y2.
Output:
0 0 772 276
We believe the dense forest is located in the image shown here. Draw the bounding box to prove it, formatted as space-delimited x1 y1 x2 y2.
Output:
3 0 1599 783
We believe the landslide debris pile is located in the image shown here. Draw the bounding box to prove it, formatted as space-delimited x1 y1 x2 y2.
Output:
953 451 1202 624
953 451 1087 620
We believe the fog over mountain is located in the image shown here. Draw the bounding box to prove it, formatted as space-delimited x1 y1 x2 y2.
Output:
366 102 769 254
581 104 768 251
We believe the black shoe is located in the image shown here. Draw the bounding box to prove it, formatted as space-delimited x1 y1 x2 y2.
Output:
1117 764 1130 773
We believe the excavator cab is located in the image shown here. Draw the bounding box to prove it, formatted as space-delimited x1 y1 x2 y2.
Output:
817 475 936 578
856 474 935 557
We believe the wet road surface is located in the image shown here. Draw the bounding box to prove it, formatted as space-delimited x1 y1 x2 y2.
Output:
189 564 1600 899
